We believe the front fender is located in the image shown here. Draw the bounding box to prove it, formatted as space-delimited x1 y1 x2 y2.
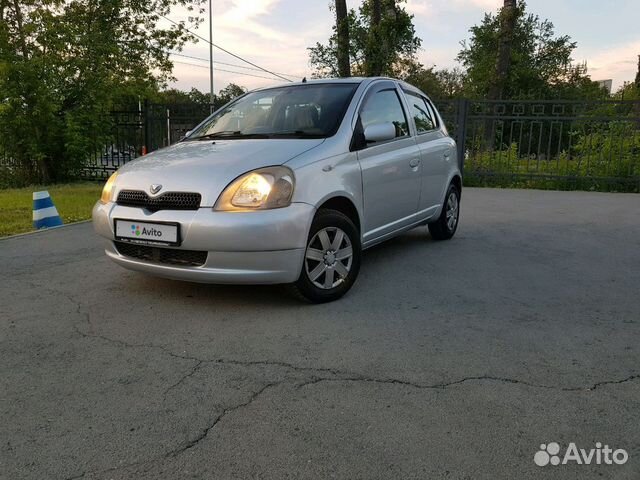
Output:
290 152 364 228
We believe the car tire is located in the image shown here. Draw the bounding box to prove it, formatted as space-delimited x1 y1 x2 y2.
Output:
291 209 361 303
428 183 460 241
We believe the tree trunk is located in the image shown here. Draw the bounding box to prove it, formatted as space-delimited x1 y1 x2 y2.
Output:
634 55 640 128
335 0 350 77
488 0 517 100
485 0 517 151
371 0 381 26
11 0 29 58
367 0 383 76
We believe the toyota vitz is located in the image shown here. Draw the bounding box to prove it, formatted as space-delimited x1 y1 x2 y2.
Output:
93 77 461 302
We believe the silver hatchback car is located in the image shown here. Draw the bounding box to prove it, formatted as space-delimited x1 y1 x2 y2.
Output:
93 77 461 302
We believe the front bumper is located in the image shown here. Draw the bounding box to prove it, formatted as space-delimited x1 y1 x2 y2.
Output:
92 201 315 284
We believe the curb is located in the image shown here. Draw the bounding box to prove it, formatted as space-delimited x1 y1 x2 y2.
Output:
0 220 92 241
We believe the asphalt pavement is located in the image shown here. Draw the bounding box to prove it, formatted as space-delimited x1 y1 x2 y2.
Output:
1 187 639 479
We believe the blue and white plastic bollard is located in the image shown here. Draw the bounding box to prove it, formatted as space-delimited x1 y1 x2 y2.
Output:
33 191 64 229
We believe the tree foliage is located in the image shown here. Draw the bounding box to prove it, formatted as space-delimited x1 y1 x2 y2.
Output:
216 83 248 106
308 0 421 78
457 1 606 99
0 0 205 183
155 84 247 108
402 63 465 98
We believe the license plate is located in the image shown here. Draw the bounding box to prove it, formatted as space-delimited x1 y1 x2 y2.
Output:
115 219 180 246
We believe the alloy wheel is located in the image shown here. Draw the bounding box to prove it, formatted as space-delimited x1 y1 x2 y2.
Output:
304 227 353 290
446 191 459 231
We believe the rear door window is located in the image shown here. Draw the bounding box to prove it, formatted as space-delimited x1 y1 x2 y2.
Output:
406 93 436 134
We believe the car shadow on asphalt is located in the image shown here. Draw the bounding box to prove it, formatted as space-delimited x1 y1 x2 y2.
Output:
115 227 442 308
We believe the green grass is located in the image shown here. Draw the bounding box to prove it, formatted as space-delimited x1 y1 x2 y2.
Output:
0 182 102 237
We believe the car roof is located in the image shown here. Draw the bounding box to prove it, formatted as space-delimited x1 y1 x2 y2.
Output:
251 77 430 99
251 76 393 91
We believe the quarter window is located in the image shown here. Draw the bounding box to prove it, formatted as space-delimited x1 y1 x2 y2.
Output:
407 93 437 133
360 89 409 139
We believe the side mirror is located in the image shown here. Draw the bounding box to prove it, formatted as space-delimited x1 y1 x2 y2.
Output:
180 130 193 142
363 123 396 144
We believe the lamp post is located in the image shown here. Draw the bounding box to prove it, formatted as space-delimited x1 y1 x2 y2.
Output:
209 0 214 112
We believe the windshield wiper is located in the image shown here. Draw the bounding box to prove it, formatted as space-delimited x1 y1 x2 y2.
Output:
192 131 268 140
268 130 325 138
187 130 324 141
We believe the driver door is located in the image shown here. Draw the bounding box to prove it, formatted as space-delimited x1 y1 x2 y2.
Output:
356 82 422 244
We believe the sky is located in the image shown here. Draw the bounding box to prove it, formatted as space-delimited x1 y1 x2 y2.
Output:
167 0 640 94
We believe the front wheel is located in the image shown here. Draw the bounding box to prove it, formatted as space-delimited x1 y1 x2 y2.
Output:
291 209 361 303
428 183 460 240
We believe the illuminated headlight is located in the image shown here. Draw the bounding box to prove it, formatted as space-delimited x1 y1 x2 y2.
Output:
215 167 294 211
100 172 118 204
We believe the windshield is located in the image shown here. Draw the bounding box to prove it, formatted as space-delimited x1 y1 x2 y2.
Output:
186 83 359 140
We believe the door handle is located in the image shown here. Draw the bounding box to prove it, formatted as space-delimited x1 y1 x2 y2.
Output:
409 158 421 168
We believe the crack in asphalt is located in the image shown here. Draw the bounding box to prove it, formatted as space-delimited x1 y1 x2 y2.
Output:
64 380 285 479
294 374 556 391
72 315 640 394
46 285 640 479
35 280 640 396
63 368 640 479
295 374 640 392
163 359 203 395
165 381 283 457
587 374 640 391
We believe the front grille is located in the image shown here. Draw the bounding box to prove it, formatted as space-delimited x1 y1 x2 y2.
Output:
114 241 207 267
116 190 201 211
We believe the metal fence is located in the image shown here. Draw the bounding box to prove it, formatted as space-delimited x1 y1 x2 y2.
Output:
434 99 640 191
2 98 640 191
77 101 211 180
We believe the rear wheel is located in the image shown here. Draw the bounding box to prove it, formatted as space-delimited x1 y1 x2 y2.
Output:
428 183 460 240
291 209 361 303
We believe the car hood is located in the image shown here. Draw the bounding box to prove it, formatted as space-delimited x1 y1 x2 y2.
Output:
114 139 325 206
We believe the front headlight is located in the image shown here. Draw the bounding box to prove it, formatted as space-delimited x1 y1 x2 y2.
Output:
214 167 295 211
100 172 118 204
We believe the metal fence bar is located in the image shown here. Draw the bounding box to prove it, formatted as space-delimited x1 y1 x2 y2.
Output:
455 98 468 172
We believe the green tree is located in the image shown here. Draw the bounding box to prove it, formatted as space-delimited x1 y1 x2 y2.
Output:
154 84 246 111
457 1 605 99
403 63 465 99
156 88 209 107
308 0 421 78
0 0 205 184
215 83 247 106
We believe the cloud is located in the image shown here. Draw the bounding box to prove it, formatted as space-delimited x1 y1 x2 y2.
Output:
168 0 638 94
404 0 501 18
169 0 321 91
575 39 640 91
216 0 290 42
404 0 434 17
459 0 502 10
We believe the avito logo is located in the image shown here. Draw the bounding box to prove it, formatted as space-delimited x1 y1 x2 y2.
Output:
534 442 628 467
130 224 163 237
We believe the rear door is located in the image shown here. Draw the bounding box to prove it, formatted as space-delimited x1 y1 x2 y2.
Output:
356 82 422 243
404 91 453 214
